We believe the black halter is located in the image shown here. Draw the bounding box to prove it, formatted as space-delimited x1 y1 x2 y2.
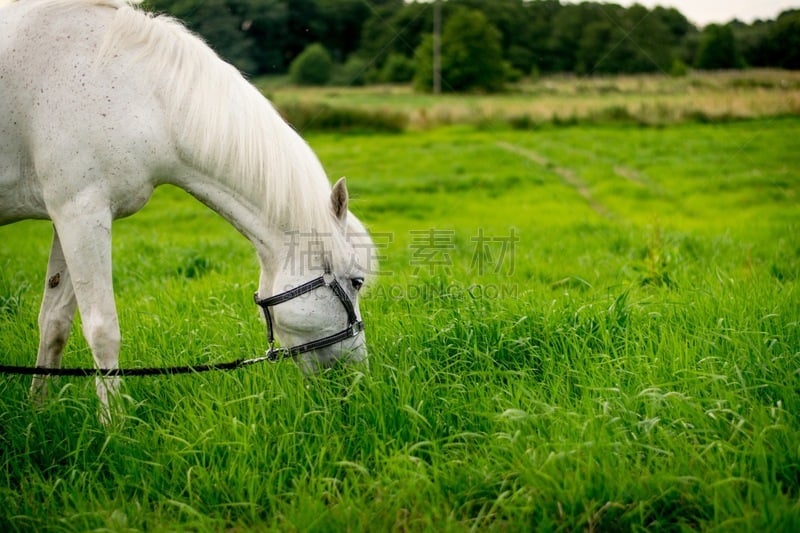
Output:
254 272 364 362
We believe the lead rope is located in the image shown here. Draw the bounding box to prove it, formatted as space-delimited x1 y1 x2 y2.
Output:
0 355 276 377
0 273 362 377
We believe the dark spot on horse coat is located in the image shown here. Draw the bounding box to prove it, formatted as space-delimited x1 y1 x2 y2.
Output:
48 273 60 289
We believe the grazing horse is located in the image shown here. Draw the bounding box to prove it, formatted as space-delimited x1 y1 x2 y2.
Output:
0 0 373 418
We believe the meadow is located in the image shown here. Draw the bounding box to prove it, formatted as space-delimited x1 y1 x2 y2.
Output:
1 75 799 530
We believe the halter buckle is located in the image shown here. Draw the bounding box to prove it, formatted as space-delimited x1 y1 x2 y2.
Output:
266 342 280 363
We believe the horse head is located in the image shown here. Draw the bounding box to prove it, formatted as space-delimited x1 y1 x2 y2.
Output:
257 178 374 373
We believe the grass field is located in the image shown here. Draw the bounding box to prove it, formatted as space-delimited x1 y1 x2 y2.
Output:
1 80 799 530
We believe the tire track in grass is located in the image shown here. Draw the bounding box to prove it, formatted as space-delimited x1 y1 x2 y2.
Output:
525 137 671 199
613 165 655 188
496 141 614 219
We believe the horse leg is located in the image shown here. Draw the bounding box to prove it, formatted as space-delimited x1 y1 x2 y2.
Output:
30 228 78 403
51 208 122 424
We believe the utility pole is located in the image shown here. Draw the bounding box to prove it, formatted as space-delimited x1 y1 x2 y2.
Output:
433 0 441 94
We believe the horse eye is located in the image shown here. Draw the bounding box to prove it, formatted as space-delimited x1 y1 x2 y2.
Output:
350 277 364 291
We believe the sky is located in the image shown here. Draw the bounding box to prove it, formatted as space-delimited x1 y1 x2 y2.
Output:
562 0 800 26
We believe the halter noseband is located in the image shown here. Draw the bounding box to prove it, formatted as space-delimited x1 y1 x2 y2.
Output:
254 272 364 362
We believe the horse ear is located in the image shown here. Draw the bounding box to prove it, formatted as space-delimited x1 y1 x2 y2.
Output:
331 177 348 223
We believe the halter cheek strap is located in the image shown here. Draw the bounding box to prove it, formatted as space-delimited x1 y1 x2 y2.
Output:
254 272 364 362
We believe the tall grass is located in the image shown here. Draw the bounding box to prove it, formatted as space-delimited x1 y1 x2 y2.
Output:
263 69 800 131
1 116 798 530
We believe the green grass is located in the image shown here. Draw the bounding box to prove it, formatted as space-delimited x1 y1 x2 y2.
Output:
1 116 799 530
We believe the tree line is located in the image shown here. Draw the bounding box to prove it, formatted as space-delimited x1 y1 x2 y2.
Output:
144 0 800 91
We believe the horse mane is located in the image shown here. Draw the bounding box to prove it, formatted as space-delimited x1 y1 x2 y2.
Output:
83 0 339 238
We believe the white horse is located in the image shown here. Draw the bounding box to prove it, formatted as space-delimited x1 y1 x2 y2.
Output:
0 0 373 418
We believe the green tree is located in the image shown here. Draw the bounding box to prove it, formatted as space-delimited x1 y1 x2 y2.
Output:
239 0 288 74
735 20 772 68
380 54 416 83
289 43 333 85
548 3 602 73
450 0 534 71
315 0 371 63
414 8 506 93
142 0 798 80
524 0 562 73
622 4 677 73
282 0 322 65
358 2 428 77
574 4 676 74
145 0 258 73
769 10 800 69
695 24 744 69
331 56 369 86
652 6 698 69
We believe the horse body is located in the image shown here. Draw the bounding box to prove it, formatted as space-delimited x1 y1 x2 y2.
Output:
2 0 185 214
0 0 371 418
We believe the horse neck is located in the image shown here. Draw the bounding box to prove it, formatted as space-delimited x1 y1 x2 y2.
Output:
173 170 282 263
171 80 335 253
172 145 338 285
